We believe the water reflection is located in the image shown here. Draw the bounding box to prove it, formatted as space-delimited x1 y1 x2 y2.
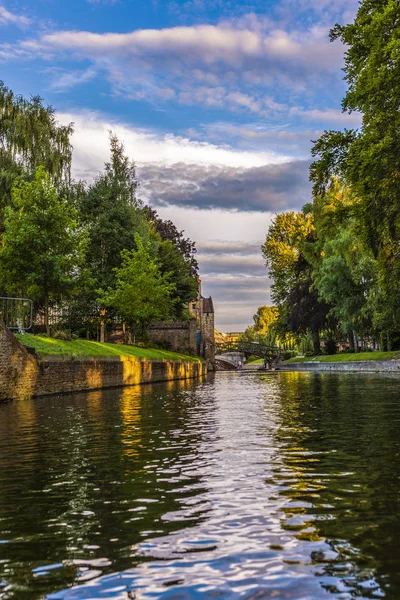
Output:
0 372 400 598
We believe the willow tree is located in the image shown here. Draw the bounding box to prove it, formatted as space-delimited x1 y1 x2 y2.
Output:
0 81 73 216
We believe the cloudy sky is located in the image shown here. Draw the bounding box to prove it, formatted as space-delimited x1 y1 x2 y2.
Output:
0 0 360 331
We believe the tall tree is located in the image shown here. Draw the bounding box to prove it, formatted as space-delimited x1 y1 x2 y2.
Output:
0 82 73 217
101 234 176 341
262 212 329 353
79 134 153 340
0 167 86 334
310 0 400 342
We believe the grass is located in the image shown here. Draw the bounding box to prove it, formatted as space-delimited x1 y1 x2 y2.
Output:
15 333 201 362
284 351 400 364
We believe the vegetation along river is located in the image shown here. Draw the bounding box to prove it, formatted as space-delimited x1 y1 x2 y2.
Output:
1 371 400 599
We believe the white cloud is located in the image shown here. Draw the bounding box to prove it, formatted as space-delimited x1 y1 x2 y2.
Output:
26 23 344 75
0 5 30 26
1 21 346 118
290 106 362 126
48 67 97 91
59 110 290 181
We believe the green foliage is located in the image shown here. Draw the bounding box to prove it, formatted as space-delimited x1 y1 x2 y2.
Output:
0 167 86 333
144 206 199 276
0 81 73 217
100 234 176 337
253 305 278 334
262 212 329 353
79 134 152 292
0 83 200 341
308 0 400 344
157 240 198 318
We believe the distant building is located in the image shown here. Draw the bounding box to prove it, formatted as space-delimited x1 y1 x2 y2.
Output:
223 331 243 344
188 278 215 369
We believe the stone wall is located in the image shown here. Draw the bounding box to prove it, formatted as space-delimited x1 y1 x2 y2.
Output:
281 360 400 372
0 320 39 401
0 320 207 401
147 320 196 354
35 356 207 397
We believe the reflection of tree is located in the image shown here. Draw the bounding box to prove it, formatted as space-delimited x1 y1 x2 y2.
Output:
270 372 400 598
0 378 213 599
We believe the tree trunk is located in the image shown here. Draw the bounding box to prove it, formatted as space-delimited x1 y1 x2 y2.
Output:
45 292 50 336
353 331 358 353
348 330 355 351
100 307 106 343
311 328 320 354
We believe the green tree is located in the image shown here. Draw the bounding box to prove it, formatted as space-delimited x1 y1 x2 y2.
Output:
310 0 400 344
79 134 154 340
101 234 176 341
144 206 199 275
0 167 86 334
306 181 376 349
262 212 328 353
0 82 73 218
253 306 278 334
157 240 198 319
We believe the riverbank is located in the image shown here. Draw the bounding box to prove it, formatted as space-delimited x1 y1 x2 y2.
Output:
1 324 206 401
15 333 200 362
280 359 400 372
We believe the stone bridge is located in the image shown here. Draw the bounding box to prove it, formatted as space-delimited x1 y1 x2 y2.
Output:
215 341 282 371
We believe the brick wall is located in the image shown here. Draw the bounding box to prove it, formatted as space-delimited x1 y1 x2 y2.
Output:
147 320 197 354
0 320 207 401
0 320 39 400
35 356 207 397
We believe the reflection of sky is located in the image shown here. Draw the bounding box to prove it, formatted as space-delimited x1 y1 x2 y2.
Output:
48 373 381 600
0 0 363 330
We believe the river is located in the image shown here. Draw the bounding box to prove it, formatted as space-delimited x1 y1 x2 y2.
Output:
1 371 400 599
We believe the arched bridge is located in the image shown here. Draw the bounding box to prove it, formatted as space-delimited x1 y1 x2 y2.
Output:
215 341 282 370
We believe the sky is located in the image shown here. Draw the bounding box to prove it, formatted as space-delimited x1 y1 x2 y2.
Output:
0 0 361 331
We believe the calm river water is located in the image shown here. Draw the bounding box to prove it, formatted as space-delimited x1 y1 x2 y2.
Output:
1 371 400 599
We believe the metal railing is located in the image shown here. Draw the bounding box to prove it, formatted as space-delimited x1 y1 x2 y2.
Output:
0 297 33 331
215 340 281 360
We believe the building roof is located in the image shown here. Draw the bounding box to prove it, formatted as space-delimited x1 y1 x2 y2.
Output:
202 296 214 314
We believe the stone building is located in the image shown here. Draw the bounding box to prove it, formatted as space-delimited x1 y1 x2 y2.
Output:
188 278 215 369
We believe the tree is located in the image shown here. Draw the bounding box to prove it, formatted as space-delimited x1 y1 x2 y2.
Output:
157 240 198 319
0 82 73 219
144 206 199 275
0 167 86 334
310 0 400 342
262 212 330 353
101 234 176 340
253 306 278 334
79 134 154 340
305 181 376 349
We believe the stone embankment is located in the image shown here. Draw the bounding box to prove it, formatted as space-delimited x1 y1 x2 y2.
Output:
280 360 400 373
0 321 207 401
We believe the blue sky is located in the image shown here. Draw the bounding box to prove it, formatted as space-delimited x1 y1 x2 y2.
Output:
0 0 360 330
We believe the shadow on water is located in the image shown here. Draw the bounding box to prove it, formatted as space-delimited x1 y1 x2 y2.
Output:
1 372 400 598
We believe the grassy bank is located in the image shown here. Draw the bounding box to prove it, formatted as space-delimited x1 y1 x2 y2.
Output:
16 334 200 362
284 351 400 364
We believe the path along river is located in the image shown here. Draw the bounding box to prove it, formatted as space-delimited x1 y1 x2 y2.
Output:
1 371 400 600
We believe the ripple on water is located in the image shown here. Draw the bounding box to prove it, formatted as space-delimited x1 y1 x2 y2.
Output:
0 373 398 599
